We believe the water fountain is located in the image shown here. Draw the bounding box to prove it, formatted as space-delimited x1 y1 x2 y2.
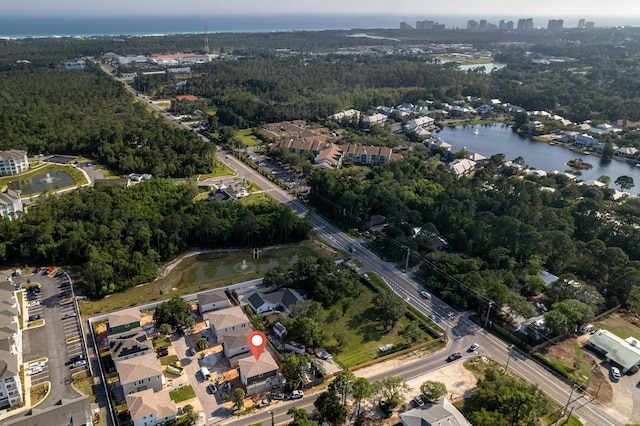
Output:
232 259 256 273
240 260 248 270
43 173 53 184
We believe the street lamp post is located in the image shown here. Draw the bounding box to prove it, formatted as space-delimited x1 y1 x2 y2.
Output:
268 410 275 426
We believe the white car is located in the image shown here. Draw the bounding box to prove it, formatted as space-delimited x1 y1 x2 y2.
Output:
30 365 43 375
469 343 480 352
27 301 40 307
420 291 431 299
610 366 621 381
289 390 304 400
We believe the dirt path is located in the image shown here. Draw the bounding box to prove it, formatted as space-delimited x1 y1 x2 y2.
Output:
156 249 214 279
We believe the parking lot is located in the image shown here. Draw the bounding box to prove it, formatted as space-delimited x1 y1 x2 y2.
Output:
13 267 88 408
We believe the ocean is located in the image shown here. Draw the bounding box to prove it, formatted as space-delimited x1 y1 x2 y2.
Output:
0 14 638 38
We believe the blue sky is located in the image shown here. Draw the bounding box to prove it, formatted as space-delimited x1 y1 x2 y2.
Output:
3 0 637 18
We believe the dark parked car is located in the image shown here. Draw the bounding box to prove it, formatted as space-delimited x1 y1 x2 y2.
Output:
379 401 393 418
447 352 463 362
66 355 85 365
157 349 169 358
28 315 42 321
59 291 72 298
54 271 65 278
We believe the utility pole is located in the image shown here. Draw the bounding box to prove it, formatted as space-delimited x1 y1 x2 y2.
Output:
553 384 576 426
405 247 410 273
484 300 494 328
268 410 275 426
503 344 514 374
584 361 597 396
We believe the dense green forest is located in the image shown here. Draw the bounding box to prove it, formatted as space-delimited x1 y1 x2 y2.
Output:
0 180 311 297
0 61 214 177
309 155 640 319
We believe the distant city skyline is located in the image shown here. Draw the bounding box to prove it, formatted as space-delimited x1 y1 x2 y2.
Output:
3 0 639 20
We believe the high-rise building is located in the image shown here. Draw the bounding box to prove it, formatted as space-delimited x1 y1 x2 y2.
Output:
499 20 506 30
547 19 564 31
585 21 595 29
479 20 487 31
400 21 414 30
467 20 479 31
517 18 534 31
578 19 586 28
416 20 444 30
505 21 514 30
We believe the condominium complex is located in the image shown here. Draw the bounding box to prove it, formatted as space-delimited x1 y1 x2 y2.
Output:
0 282 23 410
0 151 28 176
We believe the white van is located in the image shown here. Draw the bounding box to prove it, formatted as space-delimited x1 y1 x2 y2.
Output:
200 366 211 380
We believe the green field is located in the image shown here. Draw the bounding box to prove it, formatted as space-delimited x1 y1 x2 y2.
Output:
321 281 433 368
238 129 262 147
594 312 640 339
79 242 331 315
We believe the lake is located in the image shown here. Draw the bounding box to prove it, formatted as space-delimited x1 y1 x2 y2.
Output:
436 124 640 195
8 171 75 195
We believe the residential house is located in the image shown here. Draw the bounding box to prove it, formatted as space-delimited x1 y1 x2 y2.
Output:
126 388 177 426
581 180 607 188
376 106 394 115
427 137 452 152
0 189 24 220
273 322 287 338
218 327 252 358
197 289 231 314
0 150 29 176
556 131 577 143
574 133 598 148
519 315 547 340
404 116 435 131
314 145 343 170
109 328 153 363
413 127 432 140
64 59 86 70
468 152 488 164
4 395 92 426
108 307 141 335
449 159 477 179
329 109 360 121
476 104 491 115
361 113 387 127
615 146 639 159
588 329 640 373
488 98 502 106
205 306 250 337
247 288 305 314
237 351 282 396
0 282 23 410
115 353 164 395
400 397 472 426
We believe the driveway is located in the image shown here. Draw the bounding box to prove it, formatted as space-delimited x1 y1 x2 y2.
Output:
171 333 231 424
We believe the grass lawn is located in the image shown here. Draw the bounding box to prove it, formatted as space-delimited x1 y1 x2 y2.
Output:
169 385 196 403
79 242 330 315
237 129 262 147
160 355 179 366
198 161 236 179
30 382 49 406
542 412 584 426
239 192 274 206
153 336 171 350
594 312 640 340
73 371 98 402
321 282 432 368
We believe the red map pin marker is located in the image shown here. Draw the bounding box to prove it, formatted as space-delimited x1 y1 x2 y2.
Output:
248 331 267 360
